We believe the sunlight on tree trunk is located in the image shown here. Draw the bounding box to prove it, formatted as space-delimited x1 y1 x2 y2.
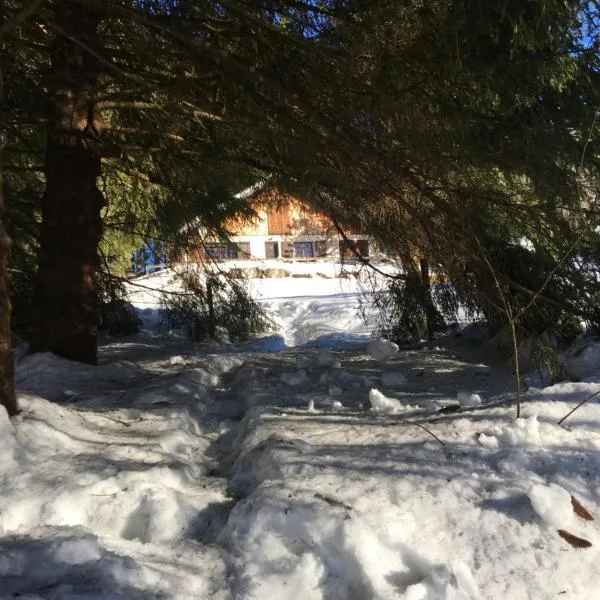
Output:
30 2 104 364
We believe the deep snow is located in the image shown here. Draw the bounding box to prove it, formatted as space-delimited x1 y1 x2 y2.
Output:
3 262 600 599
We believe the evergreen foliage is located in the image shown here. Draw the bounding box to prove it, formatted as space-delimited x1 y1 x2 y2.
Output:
2 0 600 408
160 269 270 343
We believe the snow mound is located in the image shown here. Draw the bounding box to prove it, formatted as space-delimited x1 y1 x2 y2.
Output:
367 338 399 361
228 437 313 497
369 388 412 415
221 486 481 600
478 415 540 448
0 406 18 472
0 526 168 599
528 483 574 529
15 352 97 401
457 391 482 407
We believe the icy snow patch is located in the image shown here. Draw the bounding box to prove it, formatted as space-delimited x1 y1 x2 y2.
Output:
367 338 399 361
380 370 408 387
457 391 482 407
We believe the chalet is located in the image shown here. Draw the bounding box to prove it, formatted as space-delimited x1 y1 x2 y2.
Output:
192 182 371 262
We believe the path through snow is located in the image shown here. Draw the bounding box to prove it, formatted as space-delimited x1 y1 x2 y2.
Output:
3 269 600 598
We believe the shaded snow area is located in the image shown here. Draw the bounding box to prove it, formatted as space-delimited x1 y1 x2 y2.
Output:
4 270 600 599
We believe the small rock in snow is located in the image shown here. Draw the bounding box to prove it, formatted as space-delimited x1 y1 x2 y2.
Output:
168 355 186 366
331 400 344 409
381 371 408 387
367 338 399 361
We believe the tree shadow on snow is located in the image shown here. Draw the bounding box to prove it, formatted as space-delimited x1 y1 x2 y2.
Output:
477 494 538 525
0 529 168 599
185 499 238 544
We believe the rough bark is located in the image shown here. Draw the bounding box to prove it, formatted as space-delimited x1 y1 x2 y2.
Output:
0 17 17 416
0 135 17 417
29 3 105 364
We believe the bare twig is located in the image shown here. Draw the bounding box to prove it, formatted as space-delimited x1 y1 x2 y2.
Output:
476 237 522 418
557 388 600 426
314 492 352 511
331 217 406 281
392 416 446 446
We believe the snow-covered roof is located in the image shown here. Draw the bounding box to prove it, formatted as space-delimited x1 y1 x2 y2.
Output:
234 178 270 200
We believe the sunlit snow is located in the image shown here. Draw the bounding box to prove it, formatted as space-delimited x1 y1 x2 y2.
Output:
3 261 600 599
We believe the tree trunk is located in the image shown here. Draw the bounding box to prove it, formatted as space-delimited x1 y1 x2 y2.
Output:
29 3 104 364
0 162 15 417
0 23 17 416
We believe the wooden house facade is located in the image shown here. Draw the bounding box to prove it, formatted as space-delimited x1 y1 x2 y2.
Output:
197 183 371 262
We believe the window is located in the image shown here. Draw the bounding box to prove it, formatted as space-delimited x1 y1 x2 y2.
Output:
205 244 238 261
314 240 329 257
357 239 369 257
237 242 252 259
294 241 314 258
339 239 369 259
265 241 279 259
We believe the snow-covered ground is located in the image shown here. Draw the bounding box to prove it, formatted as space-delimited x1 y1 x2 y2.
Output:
3 263 600 599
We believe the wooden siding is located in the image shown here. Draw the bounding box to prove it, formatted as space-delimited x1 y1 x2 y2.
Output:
267 205 292 235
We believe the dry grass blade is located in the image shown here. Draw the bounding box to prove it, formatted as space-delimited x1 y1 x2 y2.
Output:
314 493 352 511
557 529 592 548
571 495 594 521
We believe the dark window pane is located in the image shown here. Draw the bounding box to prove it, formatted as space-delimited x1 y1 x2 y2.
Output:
294 241 314 258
